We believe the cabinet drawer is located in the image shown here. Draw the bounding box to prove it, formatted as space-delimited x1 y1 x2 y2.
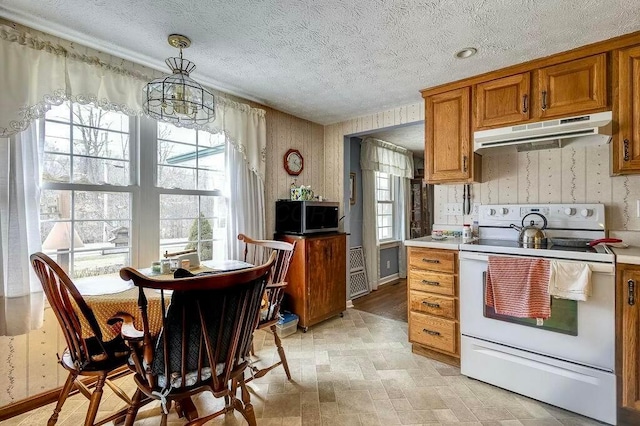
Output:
408 270 455 296
410 312 457 354
409 248 455 273
409 290 456 319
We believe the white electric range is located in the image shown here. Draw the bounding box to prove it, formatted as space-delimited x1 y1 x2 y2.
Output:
459 204 616 425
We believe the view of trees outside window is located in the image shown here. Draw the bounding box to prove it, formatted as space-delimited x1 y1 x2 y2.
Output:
39 101 227 278
156 123 226 261
376 172 394 241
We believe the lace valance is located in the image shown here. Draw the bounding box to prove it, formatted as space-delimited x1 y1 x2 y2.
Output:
0 21 266 180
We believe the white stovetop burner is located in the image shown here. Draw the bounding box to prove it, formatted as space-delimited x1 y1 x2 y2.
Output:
459 203 614 263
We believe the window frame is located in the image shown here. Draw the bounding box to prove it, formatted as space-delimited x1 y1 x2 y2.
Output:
375 172 395 242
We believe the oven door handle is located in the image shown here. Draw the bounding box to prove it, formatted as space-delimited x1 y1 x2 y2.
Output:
459 252 615 274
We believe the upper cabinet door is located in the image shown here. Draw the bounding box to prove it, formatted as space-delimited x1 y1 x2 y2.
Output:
534 54 607 119
425 87 472 183
613 45 640 174
474 72 531 129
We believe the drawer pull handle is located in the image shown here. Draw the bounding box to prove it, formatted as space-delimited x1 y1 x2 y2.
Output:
422 258 440 264
541 90 548 111
629 279 635 306
421 280 440 286
422 301 440 308
423 328 441 336
522 94 528 113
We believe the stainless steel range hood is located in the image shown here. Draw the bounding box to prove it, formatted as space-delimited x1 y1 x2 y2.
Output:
474 111 612 155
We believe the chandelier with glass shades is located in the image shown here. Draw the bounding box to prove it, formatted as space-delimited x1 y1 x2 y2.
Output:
143 34 215 126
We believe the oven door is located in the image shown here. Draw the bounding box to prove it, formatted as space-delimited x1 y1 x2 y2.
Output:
459 251 615 371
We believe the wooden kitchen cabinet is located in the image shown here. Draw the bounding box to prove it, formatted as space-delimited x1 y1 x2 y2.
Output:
407 246 459 366
277 233 346 331
474 72 531 129
533 54 608 119
612 45 640 174
424 87 481 184
617 263 640 425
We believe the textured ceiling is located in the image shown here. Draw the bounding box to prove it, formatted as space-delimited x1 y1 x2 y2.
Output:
2 0 640 125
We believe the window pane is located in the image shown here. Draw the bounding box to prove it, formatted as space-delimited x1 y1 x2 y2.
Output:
158 165 196 189
44 121 71 153
73 157 130 185
158 122 196 144
40 190 72 220
72 127 129 160
44 102 130 187
159 194 226 261
43 153 71 183
73 250 129 279
74 191 130 220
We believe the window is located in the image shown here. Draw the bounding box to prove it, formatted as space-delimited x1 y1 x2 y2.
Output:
39 101 227 277
376 172 394 241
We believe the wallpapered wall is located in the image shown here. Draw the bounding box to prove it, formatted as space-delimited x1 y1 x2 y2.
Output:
262 106 325 238
433 145 640 243
0 106 324 408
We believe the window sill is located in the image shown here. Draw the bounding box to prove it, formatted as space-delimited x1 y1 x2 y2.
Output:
379 240 401 249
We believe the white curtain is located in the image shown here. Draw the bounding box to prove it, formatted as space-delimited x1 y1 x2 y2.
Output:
224 120 267 260
0 21 267 332
360 138 413 291
0 124 45 336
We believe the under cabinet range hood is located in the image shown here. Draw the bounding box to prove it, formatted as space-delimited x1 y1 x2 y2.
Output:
474 111 612 154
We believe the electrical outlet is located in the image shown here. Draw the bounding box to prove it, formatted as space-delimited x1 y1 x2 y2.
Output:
472 203 480 215
386 260 391 269
445 203 462 216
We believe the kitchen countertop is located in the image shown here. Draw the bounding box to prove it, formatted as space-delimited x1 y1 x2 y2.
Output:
404 236 472 250
612 246 640 265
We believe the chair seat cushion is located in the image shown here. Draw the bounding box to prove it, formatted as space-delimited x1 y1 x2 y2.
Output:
61 336 130 371
156 363 225 388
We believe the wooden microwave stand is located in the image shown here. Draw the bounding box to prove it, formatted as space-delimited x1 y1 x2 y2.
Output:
276 233 347 332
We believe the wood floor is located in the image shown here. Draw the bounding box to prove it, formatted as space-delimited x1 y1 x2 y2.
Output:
352 279 407 322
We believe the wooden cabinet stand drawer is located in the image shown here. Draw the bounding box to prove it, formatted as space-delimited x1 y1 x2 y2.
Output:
408 248 456 273
409 312 457 354
408 270 455 296
409 290 456 319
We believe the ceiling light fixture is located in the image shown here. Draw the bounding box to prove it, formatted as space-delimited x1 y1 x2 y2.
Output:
455 47 478 59
143 34 215 126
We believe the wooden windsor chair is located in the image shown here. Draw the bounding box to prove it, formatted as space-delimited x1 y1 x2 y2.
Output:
118 252 275 426
30 252 138 426
237 233 296 381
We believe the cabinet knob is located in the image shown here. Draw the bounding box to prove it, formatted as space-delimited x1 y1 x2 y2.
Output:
629 279 635 306
541 91 548 111
522 94 528 113
624 139 630 162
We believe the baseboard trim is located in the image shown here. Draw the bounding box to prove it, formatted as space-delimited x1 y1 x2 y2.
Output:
378 274 400 286
0 366 130 422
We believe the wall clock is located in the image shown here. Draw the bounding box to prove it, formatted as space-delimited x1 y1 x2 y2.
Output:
284 149 304 175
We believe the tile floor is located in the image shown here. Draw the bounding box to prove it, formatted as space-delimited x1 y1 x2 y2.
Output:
4 308 605 425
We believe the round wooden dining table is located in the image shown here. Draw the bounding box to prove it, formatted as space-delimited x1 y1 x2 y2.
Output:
74 259 254 340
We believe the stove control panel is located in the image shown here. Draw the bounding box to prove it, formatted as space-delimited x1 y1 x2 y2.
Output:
478 204 605 231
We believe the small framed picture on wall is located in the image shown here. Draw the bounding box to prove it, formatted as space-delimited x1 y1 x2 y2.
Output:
349 172 356 205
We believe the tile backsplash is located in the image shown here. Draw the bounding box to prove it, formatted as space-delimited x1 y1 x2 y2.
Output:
433 144 640 244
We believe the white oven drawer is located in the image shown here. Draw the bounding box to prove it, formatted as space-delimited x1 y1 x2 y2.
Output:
461 336 616 425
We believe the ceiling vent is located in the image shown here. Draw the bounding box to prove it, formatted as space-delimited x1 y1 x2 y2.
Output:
473 111 612 155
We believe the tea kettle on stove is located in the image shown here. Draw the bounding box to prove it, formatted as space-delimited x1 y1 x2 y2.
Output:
510 213 548 248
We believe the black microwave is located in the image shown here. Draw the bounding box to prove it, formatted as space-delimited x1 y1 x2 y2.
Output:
275 200 340 235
